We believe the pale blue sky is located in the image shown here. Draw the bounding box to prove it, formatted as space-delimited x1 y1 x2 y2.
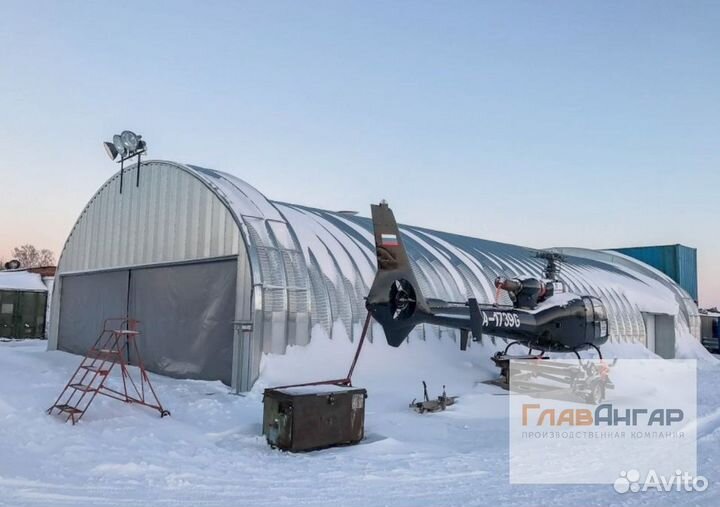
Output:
1 1 719 305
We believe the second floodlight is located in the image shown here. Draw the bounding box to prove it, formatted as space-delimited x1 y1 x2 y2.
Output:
103 141 118 161
120 130 140 152
113 135 127 158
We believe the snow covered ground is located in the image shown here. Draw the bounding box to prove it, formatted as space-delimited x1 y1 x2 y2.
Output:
0 336 718 507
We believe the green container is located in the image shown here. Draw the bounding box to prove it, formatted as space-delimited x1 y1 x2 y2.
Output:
0 290 48 338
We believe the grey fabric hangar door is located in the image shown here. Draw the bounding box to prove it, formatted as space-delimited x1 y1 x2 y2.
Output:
57 270 130 355
127 260 237 384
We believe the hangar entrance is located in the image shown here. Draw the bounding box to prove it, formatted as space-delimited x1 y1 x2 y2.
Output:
57 258 237 384
642 312 676 359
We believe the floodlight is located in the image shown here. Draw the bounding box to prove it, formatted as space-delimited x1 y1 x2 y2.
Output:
113 134 127 157
104 129 148 193
120 130 139 152
103 141 118 160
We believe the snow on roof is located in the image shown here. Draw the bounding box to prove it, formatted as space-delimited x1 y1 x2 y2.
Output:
0 271 48 292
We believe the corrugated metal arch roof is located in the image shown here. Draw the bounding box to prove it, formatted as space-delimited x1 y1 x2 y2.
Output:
52 161 700 360
184 164 700 349
184 163 698 349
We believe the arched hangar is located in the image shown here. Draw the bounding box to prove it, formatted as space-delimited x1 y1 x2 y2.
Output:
48 161 701 391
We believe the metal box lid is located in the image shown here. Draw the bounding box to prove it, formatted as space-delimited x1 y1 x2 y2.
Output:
265 384 366 398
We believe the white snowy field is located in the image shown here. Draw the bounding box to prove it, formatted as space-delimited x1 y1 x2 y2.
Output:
0 336 718 507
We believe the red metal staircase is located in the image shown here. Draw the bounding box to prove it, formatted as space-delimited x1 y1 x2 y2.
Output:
47 318 170 424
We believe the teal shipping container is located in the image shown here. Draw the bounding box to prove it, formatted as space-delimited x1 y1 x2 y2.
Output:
611 244 698 301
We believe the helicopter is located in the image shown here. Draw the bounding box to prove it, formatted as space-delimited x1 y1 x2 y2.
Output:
365 201 610 365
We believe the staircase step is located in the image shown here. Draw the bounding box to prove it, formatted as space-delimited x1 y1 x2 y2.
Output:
88 348 121 359
53 404 83 415
93 348 120 354
112 329 139 336
81 365 111 375
69 383 97 393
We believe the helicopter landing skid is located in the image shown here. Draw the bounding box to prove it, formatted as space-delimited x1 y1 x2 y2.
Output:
488 343 612 404
490 343 548 386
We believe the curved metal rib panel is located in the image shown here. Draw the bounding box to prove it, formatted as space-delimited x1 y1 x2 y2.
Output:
52 161 700 377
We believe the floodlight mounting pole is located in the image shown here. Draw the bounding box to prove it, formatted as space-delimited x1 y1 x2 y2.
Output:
109 129 146 194
116 148 146 194
119 158 125 194
136 152 142 186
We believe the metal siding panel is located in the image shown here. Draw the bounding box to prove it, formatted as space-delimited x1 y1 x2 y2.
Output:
96 182 107 269
145 168 158 264
676 246 698 300
210 198 221 256
216 199 226 255
415 257 445 300
136 167 147 264
196 185 207 259
617 245 674 276
115 176 125 267
84 193 95 270
204 189 213 258
188 178 201 260
183 176 194 260
159 169 171 262
80 200 91 270
136 165 149 264
229 217 239 255
330 258 354 341
120 172 132 265
87 193 99 269
176 172 188 261
163 169 178 263
74 206 85 270
224 212 234 255
90 184 103 271
175 171 187 258
107 177 118 267
232 247 256 391
308 254 332 336
154 169 165 262
97 192 107 268
614 245 698 301
56 162 243 276
124 168 140 264
154 166 165 261
123 177 133 264
158 170 172 261
83 190 95 272
117 174 127 264
127 169 138 265
104 181 116 268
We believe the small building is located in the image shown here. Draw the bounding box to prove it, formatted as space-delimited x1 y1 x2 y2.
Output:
610 244 698 302
0 269 51 338
699 309 720 352
47 161 702 392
